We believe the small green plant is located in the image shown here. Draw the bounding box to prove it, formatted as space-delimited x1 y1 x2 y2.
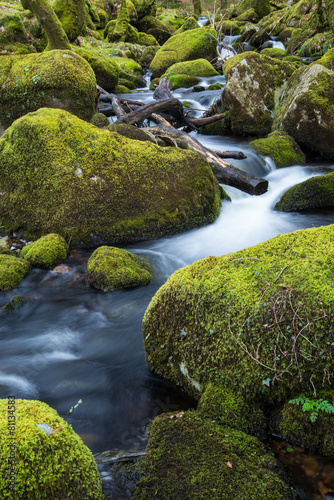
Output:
289 394 334 422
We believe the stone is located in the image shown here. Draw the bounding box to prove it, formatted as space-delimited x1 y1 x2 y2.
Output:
21 234 68 269
250 131 306 168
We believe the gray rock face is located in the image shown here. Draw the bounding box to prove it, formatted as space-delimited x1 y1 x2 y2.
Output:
222 52 294 136
273 64 334 160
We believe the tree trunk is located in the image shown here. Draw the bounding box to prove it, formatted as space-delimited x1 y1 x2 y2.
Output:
193 0 202 17
112 0 129 43
327 0 334 33
21 0 71 51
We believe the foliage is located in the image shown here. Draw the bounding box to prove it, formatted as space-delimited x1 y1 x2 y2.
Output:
289 395 334 422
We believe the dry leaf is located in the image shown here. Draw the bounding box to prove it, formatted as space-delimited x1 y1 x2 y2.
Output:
227 462 232 468
50 427 63 435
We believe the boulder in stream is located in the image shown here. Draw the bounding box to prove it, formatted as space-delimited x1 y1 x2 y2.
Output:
0 254 30 290
250 131 306 168
163 58 219 89
149 26 218 78
135 411 294 499
86 246 152 292
274 172 334 211
21 234 68 269
0 399 103 499
0 50 97 129
222 52 294 136
143 224 334 404
273 64 334 160
0 108 220 246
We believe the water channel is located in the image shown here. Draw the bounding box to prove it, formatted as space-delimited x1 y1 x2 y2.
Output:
1 45 334 499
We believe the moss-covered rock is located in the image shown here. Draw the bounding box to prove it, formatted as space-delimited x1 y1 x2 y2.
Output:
21 234 68 269
260 48 287 58
197 383 267 439
237 0 270 19
0 108 220 246
270 391 334 458
274 172 334 211
173 16 199 35
0 11 30 54
149 26 218 78
250 131 306 168
1 295 26 314
143 224 334 404
107 123 156 143
0 254 30 290
0 50 97 129
90 112 110 128
136 14 172 34
163 58 218 88
219 20 244 36
222 52 294 136
235 8 259 23
73 46 119 91
0 399 103 499
135 411 294 499
273 64 334 160
86 245 152 291
315 47 334 71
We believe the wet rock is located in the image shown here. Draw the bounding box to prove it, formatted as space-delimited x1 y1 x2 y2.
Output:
1 295 26 314
250 131 306 168
21 234 68 269
0 254 30 290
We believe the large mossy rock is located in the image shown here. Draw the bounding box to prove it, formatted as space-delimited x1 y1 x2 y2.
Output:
0 108 220 246
273 64 334 160
237 0 270 19
149 27 218 78
164 58 219 89
274 172 334 212
0 399 103 499
86 246 152 291
0 50 97 130
135 411 294 499
250 131 306 168
0 11 30 54
21 234 68 269
222 52 294 136
73 46 119 91
0 254 30 290
143 224 334 404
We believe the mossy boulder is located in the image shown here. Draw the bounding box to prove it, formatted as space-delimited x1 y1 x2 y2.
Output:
250 131 306 168
73 46 119 91
273 64 334 160
222 52 294 136
1 295 26 314
0 254 30 290
135 411 294 499
149 27 218 78
270 391 334 459
260 48 287 58
0 399 103 499
173 16 199 35
0 108 220 246
237 0 270 19
0 50 97 129
136 14 172 34
90 112 110 128
314 47 334 71
107 123 156 143
197 383 267 439
21 234 68 269
143 224 334 404
234 8 259 23
274 172 334 212
109 56 146 89
163 58 218 89
0 11 30 53
219 20 244 36
86 246 152 291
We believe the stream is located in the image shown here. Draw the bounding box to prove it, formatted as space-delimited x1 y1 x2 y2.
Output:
1 54 334 499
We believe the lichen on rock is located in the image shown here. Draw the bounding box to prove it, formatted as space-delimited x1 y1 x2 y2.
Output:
86 246 152 291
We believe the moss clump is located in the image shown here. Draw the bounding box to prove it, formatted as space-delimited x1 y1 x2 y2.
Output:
165 58 219 79
274 172 334 211
135 411 293 499
271 391 334 458
86 246 152 291
0 247 11 255
250 131 306 168
0 254 30 290
150 27 218 78
173 16 199 35
315 47 334 71
90 112 110 128
113 84 132 93
143 224 334 404
21 234 68 269
107 123 156 143
197 383 267 439
0 399 103 499
0 50 97 129
52 0 86 42
1 295 26 314
0 108 220 246
260 48 287 58
273 64 334 160
237 0 270 19
73 46 119 91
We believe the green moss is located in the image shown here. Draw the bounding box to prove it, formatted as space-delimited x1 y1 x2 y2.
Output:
135 411 293 499
271 390 334 458
52 0 86 42
0 50 97 129
86 245 152 291
235 8 259 23
90 112 110 128
136 14 172 34
0 108 220 246
260 48 287 58
107 123 156 142
250 131 306 168
113 84 132 93
198 116 230 136
0 399 103 499
1 295 26 313
112 55 143 76
165 58 218 78
274 172 334 211
137 31 159 46
315 47 334 71
198 383 267 439
73 46 119 91
150 26 218 78
237 0 270 19
0 247 11 255
299 31 334 57
168 74 200 88
0 254 30 290
173 16 199 35
21 234 68 269
143 224 334 404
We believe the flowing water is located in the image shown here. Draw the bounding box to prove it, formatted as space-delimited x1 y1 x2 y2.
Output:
1 66 334 498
